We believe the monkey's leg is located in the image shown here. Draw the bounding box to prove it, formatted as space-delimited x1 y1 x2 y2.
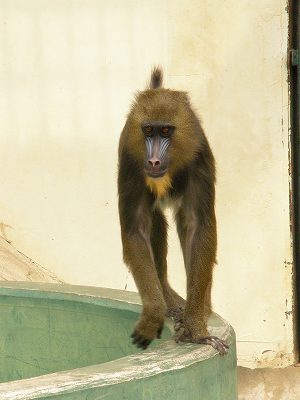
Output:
175 210 228 355
150 209 185 321
122 224 167 350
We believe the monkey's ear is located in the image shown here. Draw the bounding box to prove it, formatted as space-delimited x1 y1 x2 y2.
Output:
149 66 163 89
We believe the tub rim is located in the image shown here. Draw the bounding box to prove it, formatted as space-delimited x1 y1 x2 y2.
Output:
0 282 234 400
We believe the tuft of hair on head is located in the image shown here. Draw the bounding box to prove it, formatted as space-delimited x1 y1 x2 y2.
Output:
149 66 163 89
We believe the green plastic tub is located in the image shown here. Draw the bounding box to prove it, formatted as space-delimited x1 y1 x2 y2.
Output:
0 282 237 399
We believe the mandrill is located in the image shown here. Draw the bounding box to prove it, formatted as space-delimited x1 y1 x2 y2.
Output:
118 67 228 355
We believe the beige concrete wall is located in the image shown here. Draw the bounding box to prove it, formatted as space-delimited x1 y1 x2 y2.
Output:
0 0 293 368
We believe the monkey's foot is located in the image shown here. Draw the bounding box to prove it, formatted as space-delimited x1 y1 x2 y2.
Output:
174 325 229 355
163 286 185 316
166 306 184 321
166 306 185 335
131 318 164 350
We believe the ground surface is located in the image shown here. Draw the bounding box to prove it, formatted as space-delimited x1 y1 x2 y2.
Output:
238 366 300 400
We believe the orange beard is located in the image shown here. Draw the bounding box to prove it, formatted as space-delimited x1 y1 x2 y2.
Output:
146 173 172 198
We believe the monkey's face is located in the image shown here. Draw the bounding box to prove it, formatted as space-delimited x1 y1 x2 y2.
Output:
124 89 201 179
141 121 174 178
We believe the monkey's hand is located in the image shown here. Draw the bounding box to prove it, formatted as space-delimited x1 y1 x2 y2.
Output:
131 311 165 350
174 323 229 356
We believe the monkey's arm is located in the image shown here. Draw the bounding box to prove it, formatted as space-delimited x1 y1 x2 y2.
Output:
121 227 166 349
175 166 228 355
175 208 228 355
118 157 166 349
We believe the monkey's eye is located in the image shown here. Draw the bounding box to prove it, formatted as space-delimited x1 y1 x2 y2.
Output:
143 126 153 136
161 126 172 137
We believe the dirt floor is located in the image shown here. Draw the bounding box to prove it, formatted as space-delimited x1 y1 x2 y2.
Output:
238 366 300 400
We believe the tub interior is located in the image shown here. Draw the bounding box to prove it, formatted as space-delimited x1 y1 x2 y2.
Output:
0 293 171 383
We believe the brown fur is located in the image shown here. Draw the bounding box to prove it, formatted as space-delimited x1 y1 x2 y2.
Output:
118 68 228 354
